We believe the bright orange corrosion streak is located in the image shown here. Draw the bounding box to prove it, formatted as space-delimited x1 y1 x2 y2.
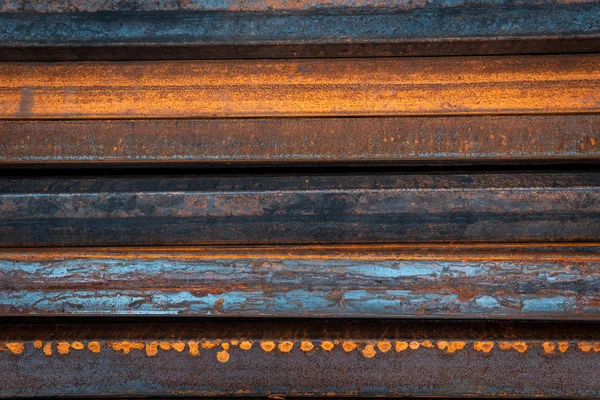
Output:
1 55 599 119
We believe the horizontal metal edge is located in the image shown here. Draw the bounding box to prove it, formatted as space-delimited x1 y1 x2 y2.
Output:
2 55 600 119
1 244 599 318
0 3 599 60
1 115 599 165
0 320 599 397
1 172 599 246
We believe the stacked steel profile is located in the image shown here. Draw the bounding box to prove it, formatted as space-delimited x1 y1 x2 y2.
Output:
1 1 600 398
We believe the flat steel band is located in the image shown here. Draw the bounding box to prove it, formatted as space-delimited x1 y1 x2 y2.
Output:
2 55 600 119
1 115 599 165
1 2 599 60
1 244 599 318
1 173 599 246
0 320 599 398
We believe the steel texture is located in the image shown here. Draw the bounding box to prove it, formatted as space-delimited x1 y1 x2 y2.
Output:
1 244 599 318
1 115 599 165
1 172 599 246
0 320 599 398
2 55 600 119
1 1 599 60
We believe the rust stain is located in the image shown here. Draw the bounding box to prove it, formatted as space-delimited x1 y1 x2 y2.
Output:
6 343 24 355
145 342 159 357
71 341 84 350
321 341 335 351
216 350 230 363
409 341 420 350
362 344 376 358
342 341 357 352
260 341 276 352
88 341 101 353
43 343 52 356
172 342 185 352
499 342 513 351
558 342 569 353
159 342 171 350
474 341 495 353
278 341 294 353
437 341 466 353
33 340 42 349
57 342 70 355
377 341 392 353
230 340 239 346
395 341 409 352
202 341 217 350
188 341 200 356
109 341 144 354
300 341 314 352
511 342 528 353
239 341 253 351
542 342 556 354
421 340 434 349
221 343 230 350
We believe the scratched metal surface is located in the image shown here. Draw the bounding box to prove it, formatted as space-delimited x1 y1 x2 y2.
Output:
1 172 599 246
1 115 599 165
1 1 600 60
2 55 600 119
1 244 599 318
0 319 599 397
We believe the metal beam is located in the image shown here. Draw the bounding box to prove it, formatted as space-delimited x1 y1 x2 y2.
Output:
1 244 599 319
1 172 599 246
2 55 600 119
1 319 599 398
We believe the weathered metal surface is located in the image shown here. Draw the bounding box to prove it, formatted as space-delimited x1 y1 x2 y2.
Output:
1 1 599 60
2 55 600 119
1 173 599 246
1 244 599 318
0 320 599 397
1 115 599 165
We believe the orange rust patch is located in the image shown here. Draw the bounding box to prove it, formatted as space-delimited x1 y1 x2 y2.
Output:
377 341 392 353
558 342 569 353
57 342 70 355
172 342 186 352
395 341 409 352
261 341 276 352
542 342 556 354
499 342 512 351
300 341 314 352
43 343 52 356
202 341 217 350
109 341 144 354
239 341 253 351
278 341 294 353
33 340 42 349
217 350 230 363
230 340 239 346
409 341 420 350
159 342 171 351
71 341 84 350
437 341 465 353
221 342 230 351
321 341 335 351
578 342 593 352
342 341 357 352
421 340 434 348
512 342 528 353
88 341 101 353
6 343 24 355
188 341 200 356
146 342 159 357
362 344 376 358
473 341 494 353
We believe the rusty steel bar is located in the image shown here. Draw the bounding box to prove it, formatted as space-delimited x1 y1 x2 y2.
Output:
2 55 600 119
0 319 599 397
1 115 599 165
1 172 599 246
1 244 599 319
1 1 599 60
